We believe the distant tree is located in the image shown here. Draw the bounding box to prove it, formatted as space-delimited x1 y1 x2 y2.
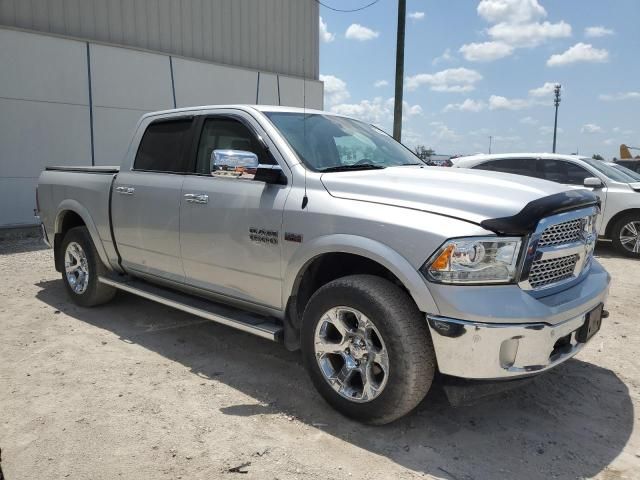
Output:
592 154 604 160
413 145 435 160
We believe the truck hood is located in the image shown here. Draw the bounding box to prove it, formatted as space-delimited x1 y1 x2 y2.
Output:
320 165 571 226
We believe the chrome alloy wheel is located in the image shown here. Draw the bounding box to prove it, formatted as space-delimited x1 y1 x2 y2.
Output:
619 221 640 254
314 307 389 403
64 241 89 294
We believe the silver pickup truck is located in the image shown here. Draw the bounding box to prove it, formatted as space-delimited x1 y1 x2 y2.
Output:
37 105 610 424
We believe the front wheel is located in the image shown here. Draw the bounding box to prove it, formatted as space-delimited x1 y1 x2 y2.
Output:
611 214 640 258
60 226 116 307
301 275 436 425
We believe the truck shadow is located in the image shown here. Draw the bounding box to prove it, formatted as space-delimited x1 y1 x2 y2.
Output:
35 280 633 480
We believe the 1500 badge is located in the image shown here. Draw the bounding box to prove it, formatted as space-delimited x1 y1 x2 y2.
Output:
249 227 278 245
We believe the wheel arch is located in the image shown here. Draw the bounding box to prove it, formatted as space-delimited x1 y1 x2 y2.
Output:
604 208 640 239
284 235 438 329
53 201 111 273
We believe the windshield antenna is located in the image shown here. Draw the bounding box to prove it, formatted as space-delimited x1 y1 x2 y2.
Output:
301 0 309 210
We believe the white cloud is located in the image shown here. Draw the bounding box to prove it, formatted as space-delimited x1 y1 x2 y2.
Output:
581 123 603 134
488 21 571 48
539 125 563 135
599 91 640 101
520 116 538 125
374 80 389 88
345 24 379 41
459 41 514 62
475 0 571 49
429 121 461 142
319 17 335 43
408 11 425 20
604 138 616 146
319 74 350 106
547 43 609 66
432 48 455 65
585 26 614 38
443 99 486 112
330 97 422 125
406 68 482 92
477 0 547 24
489 95 531 110
529 82 560 97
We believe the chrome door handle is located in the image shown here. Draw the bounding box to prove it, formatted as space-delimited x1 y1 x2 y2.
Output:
184 193 208 204
115 186 135 195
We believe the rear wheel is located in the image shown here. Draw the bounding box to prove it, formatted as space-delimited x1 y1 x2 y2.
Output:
60 226 116 306
301 274 435 425
611 214 640 258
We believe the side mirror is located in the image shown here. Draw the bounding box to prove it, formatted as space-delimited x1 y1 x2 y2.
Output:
211 149 259 179
211 149 287 185
583 177 604 189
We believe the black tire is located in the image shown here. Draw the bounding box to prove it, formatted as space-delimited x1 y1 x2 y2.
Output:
611 214 640 258
301 274 436 425
60 226 116 307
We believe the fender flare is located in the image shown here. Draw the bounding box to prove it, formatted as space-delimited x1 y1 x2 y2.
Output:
282 234 439 314
54 200 112 271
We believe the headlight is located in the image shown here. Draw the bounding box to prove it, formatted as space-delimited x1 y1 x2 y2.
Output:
422 237 522 284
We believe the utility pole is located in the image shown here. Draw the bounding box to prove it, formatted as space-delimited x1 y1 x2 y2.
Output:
488 136 492 154
392 0 406 142
552 84 561 153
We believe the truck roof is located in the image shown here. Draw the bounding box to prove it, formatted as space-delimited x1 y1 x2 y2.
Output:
140 104 332 121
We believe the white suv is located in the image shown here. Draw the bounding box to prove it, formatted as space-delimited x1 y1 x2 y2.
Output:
453 153 640 257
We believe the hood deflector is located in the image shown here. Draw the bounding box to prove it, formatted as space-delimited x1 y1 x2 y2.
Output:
480 190 600 235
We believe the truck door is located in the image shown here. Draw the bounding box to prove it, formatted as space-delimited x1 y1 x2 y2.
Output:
179 113 289 309
111 117 195 283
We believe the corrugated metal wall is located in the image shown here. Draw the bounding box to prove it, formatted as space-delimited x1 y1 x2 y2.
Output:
0 0 319 79
0 26 323 228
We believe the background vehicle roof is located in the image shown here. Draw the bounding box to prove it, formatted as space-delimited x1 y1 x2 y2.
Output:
453 153 589 167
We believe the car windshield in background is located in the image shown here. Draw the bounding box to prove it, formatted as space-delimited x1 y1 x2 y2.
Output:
608 163 640 182
581 157 638 183
265 112 424 172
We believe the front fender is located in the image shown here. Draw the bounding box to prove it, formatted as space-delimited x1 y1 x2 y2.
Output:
55 199 112 271
283 234 439 314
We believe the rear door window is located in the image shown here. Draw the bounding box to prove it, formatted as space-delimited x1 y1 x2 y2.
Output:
134 119 193 173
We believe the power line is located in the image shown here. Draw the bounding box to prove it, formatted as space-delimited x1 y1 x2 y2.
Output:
314 0 380 13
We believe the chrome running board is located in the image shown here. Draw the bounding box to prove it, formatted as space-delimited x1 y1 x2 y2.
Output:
98 274 283 341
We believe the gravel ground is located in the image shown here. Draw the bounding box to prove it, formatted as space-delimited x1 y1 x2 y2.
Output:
0 237 638 480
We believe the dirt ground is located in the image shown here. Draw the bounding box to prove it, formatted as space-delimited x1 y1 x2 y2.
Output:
0 238 638 480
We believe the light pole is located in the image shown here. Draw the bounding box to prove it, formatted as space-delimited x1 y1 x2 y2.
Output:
392 0 406 142
552 84 561 153
488 135 492 154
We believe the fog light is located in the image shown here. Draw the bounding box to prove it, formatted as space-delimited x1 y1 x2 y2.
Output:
500 338 520 368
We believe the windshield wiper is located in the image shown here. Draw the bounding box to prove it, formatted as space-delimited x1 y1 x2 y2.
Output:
320 164 386 172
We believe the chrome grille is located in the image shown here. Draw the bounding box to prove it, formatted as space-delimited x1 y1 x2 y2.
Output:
528 254 579 289
538 218 584 247
519 206 598 292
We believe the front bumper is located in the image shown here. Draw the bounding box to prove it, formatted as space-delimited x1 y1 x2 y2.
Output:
426 261 610 379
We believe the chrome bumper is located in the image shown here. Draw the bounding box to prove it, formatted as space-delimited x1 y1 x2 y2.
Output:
427 310 599 379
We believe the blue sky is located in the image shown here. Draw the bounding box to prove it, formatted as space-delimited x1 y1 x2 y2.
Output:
318 0 639 158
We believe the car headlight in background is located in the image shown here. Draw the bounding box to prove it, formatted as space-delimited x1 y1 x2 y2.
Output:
422 237 522 284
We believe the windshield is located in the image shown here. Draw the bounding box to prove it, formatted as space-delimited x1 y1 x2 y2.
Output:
607 163 640 181
264 112 424 171
581 157 638 183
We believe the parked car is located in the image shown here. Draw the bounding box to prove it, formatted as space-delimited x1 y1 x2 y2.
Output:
37 107 609 424
453 153 640 257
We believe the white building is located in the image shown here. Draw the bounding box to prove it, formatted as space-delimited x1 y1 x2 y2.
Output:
0 0 323 228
